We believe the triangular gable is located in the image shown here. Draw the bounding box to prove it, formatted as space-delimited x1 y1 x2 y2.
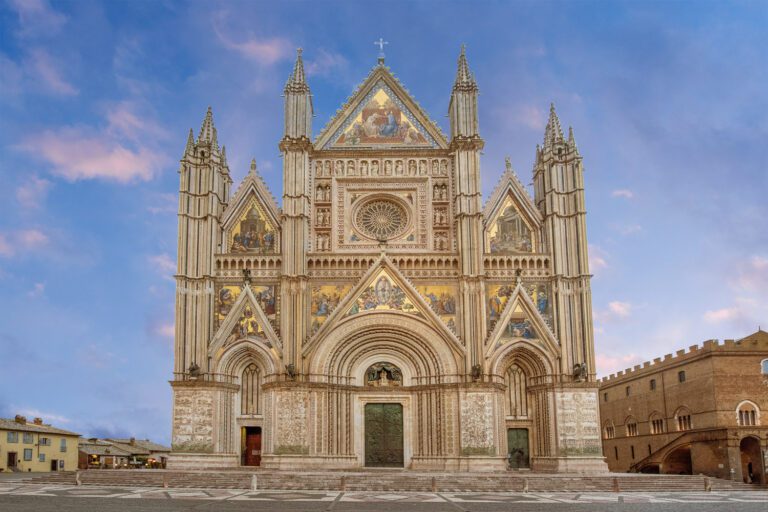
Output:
315 66 448 150
483 167 542 254
310 284 354 335
414 284 459 335
304 255 464 356
209 284 282 359
221 162 281 253
485 282 560 359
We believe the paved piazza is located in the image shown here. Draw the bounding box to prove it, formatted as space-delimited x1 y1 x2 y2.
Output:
0 482 766 511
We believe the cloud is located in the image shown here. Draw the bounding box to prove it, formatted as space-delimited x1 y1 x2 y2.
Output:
27 282 45 298
703 307 746 324
12 407 71 425
107 101 168 142
588 244 609 275
732 255 768 292
19 127 167 183
615 223 643 236
611 189 634 199
516 104 546 131
78 343 115 369
608 301 632 318
0 229 49 257
594 300 633 323
155 323 175 339
305 49 348 78
146 193 177 215
212 12 292 65
27 48 78 95
595 352 643 377
0 234 12 257
16 175 52 210
7 0 66 37
148 253 176 278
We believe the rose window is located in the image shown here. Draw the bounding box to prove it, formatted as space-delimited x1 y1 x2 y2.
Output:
355 199 408 240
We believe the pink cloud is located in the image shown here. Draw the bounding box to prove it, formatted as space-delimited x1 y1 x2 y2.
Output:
8 0 66 37
703 307 745 324
588 244 609 275
16 175 52 210
155 323 175 339
595 352 643 377
28 48 78 96
20 127 166 183
212 12 292 65
305 49 348 77
516 104 546 131
148 253 176 278
608 301 632 318
611 189 634 199
107 102 168 141
0 229 49 257
27 282 45 298
732 255 768 292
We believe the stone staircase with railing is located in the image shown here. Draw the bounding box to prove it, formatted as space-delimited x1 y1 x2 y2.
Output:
25 469 760 492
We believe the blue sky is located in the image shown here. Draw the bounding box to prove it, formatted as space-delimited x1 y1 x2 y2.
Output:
0 0 766 443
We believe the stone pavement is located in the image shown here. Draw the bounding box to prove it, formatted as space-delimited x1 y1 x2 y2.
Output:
0 481 766 511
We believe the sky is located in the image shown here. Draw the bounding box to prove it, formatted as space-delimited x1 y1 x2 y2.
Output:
0 0 766 444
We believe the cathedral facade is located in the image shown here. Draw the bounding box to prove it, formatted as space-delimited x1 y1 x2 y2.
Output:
169 48 607 472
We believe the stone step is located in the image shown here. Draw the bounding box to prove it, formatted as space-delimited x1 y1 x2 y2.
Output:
24 470 760 492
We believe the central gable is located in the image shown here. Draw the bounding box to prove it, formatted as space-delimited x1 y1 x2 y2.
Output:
315 66 448 150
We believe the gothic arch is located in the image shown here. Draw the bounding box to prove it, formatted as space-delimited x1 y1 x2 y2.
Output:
490 341 554 378
736 400 760 426
214 339 280 377
308 313 460 385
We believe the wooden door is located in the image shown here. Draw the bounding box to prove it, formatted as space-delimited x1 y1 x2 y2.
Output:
365 403 404 467
7 452 17 468
507 428 530 469
243 427 262 466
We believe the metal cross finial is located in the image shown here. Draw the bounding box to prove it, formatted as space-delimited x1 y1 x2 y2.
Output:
374 38 389 64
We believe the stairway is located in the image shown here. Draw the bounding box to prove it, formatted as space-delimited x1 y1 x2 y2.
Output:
25 469 760 492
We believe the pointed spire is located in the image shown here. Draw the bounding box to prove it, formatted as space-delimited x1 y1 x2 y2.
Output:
221 145 228 166
453 44 477 90
184 128 194 156
543 102 564 148
567 126 580 156
285 48 309 92
198 106 215 144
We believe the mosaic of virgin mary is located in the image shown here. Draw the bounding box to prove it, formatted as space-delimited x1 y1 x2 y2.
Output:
335 89 429 146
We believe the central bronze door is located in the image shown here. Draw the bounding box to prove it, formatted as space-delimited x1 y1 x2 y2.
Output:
365 403 404 467
507 428 530 469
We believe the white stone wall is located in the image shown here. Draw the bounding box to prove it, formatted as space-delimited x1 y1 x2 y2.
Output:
172 388 215 453
274 390 309 454
554 389 602 456
460 392 496 455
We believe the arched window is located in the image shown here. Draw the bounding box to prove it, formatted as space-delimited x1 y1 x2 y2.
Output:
649 412 665 434
603 420 615 439
761 359 768 375
625 416 638 437
737 401 760 426
505 364 528 418
240 363 261 415
674 406 692 431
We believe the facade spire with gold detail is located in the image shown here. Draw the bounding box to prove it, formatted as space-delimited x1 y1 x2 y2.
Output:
543 103 564 149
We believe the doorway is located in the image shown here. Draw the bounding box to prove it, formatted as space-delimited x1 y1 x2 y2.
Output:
7 452 17 469
50 459 58 471
507 428 530 469
242 427 262 466
663 445 692 475
740 436 765 484
364 403 404 467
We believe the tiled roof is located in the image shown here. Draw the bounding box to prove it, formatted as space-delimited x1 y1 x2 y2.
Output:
107 438 170 452
78 440 133 457
0 418 80 437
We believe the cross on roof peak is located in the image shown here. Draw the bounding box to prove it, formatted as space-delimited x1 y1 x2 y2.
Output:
374 38 389 64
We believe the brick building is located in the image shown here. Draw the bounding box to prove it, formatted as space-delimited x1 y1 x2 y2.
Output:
599 329 767 484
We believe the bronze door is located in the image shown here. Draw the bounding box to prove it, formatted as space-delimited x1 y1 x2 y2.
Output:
243 427 261 466
365 403 404 467
507 428 530 469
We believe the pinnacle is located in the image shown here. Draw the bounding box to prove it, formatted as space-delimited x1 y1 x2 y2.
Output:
568 125 580 155
184 128 194 155
249 158 257 175
198 106 216 144
454 44 477 90
543 102 564 148
505 156 514 173
285 47 309 92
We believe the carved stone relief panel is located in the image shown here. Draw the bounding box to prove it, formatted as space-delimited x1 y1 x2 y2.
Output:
274 390 309 454
460 392 496 455
554 390 602 457
172 388 214 452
